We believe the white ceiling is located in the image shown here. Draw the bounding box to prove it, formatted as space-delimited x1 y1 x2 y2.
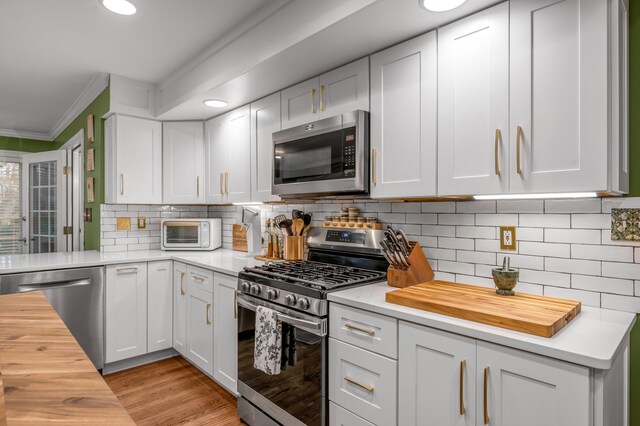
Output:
0 0 273 136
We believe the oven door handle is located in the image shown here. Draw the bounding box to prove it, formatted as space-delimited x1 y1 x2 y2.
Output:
237 296 326 336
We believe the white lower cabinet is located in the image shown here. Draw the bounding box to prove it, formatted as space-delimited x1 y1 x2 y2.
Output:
213 273 238 393
187 283 214 376
173 262 188 356
329 402 374 426
147 261 173 352
106 263 148 363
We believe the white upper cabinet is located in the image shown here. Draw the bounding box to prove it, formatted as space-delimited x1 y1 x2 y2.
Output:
205 105 251 204
370 31 438 199
250 93 281 203
105 115 162 204
281 58 370 129
477 340 590 426
509 0 624 194
438 3 509 196
147 261 173 353
162 121 205 204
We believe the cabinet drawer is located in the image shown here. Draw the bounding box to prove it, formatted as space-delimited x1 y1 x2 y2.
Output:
187 265 214 293
330 303 398 359
329 338 397 426
329 402 374 426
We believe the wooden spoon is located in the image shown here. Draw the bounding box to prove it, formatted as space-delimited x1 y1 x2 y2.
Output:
292 218 304 236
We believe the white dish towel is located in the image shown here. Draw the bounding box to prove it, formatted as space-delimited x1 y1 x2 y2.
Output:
254 306 282 375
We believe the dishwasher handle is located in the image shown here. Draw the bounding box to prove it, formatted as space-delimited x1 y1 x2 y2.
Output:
18 279 92 293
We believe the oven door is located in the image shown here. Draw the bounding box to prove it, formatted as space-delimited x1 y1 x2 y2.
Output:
237 295 327 426
272 110 368 196
162 221 202 249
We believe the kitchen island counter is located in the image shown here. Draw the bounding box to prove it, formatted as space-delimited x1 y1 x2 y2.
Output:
0 292 134 425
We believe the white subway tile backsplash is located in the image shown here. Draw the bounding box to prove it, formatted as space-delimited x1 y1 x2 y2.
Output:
602 198 640 213
438 214 474 226
519 242 570 258
516 227 544 242
515 282 544 295
571 214 610 230
544 286 601 307
636 281 640 297
602 262 640 280
456 226 496 239
545 229 601 245
421 225 456 237
545 199 601 214
411 235 438 248
424 247 456 261
438 237 474 251
434 271 456 281
405 213 438 225
378 213 406 223
497 200 544 214
456 201 496 214
519 269 570 288
438 260 475 276
601 294 640 313
475 264 494 278
571 244 633 262
546 258 600 275
475 239 504 253
475 214 518 227
497 253 544 270
391 202 421 213
455 274 494 288
520 214 570 228
457 250 496 265
571 275 633 296
422 202 456 213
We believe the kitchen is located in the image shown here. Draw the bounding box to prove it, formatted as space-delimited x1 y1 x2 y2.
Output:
0 0 637 425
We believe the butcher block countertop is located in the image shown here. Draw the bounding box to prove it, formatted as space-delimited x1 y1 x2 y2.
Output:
0 292 133 425
328 282 636 370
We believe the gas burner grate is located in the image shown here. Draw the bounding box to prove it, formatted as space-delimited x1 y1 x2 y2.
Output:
243 261 386 290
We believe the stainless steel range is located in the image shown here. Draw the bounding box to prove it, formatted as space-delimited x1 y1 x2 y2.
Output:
236 227 388 426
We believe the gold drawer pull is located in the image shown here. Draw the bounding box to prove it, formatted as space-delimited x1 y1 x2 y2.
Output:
179 271 185 296
320 85 326 111
233 290 237 320
344 323 375 335
484 366 490 424
494 129 501 177
311 88 317 113
206 303 212 325
460 359 466 415
192 275 206 282
516 126 523 175
345 376 374 392
371 148 377 185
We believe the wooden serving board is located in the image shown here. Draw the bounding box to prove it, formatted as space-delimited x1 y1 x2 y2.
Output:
232 224 248 252
385 281 581 337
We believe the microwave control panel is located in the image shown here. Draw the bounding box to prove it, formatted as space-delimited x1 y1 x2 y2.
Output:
343 127 357 177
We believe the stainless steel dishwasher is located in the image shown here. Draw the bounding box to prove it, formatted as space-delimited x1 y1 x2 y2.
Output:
0 267 104 370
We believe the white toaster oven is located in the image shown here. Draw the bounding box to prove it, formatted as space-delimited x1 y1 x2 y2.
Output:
161 218 221 251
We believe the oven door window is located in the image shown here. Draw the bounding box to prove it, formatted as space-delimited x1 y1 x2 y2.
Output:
164 223 200 246
274 127 355 184
237 306 324 426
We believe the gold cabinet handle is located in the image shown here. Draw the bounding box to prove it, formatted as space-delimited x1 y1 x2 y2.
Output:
116 267 138 274
460 359 466 415
484 366 490 425
196 176 200 197
120 174 124 195
192 274 205 282
494 129 501 177
220 173 224 195
179 271 185 296
206 303 211 325
311 88 317 113
225 172 229 194
320 85 326 111
344 376 374 392
233 290 237 320
371 148 377 185
344 323 375 335
516 126 523 175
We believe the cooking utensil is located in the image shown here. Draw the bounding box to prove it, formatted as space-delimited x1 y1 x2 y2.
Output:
301 213 313 235
292 209 304 219
292 218 304 236
278 219 293 236
398 230 411 253
273 214 288 229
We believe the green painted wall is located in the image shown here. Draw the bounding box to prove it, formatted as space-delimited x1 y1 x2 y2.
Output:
0 135 57 152
52 87 109 251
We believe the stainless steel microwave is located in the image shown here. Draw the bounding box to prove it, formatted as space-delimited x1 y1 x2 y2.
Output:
272 110 369 197
161 218 221 251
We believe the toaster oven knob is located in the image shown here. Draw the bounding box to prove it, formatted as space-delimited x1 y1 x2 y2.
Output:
250 284 261 296
285 295 297 306
297 298 310 310
267 289 279 300
241 282 251 293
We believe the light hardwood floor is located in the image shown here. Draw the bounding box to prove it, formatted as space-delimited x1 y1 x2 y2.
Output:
104 356 243 426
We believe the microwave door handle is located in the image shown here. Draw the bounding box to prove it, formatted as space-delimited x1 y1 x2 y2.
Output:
237 296 325 336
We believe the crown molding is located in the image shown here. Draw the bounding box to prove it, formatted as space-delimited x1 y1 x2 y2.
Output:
0 128 52 141
48 72 110 141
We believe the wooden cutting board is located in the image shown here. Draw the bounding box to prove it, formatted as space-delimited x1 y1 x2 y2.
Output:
232 224 248 252
386 281 581 337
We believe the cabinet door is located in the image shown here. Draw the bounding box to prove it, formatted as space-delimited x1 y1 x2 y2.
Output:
399 322 476 426
510 0 609 193
173 262 188 356
213 273 238 393
187 285 214 376
162 122 205 204
281 77 319 129
105 263 148 363
250 93 281 202
318 57 369 117
476 341 590 426
147 261 172 353
205 114 228 204
370 31 438 198
438 3 509 196
226 106 252 203
108 115 162 204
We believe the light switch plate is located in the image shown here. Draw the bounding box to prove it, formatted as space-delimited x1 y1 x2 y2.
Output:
500 226 517 251
117 217 131 231
137 216 147 229
611 209 640 241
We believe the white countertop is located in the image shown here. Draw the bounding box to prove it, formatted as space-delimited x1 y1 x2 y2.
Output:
0 249 263 277
328 282 636 370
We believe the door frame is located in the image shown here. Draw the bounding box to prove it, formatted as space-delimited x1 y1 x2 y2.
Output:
59 129 84 251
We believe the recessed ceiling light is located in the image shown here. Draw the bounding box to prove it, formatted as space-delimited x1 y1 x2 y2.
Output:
419 0 467 12
203 99 228 108
101 0 136 15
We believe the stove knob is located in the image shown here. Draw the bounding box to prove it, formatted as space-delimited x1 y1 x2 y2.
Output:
297 298 310 310
267 289 279 300
241 282 250 293
250 284 261 296
285 295 297 306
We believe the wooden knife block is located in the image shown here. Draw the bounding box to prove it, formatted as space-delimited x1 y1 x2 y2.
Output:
387 242 434 288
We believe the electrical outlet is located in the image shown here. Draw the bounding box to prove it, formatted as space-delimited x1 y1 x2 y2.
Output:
117 217 131 231
137 216 147 229
500 226 517 251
